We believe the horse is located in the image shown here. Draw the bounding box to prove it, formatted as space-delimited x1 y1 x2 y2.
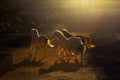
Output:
51 30 86 64
30 28 54 60
61 28 94 49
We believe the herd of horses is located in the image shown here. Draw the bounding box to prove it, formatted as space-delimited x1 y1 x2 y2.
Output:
30 28 95 65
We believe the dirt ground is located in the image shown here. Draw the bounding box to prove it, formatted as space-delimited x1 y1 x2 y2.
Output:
0 46 106 80
1 32 120 80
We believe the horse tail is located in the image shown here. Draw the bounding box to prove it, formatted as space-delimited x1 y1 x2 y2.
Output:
47 39 55 48
88 43 95 49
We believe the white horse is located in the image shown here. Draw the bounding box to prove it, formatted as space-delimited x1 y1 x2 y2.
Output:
30 28 53 60
51 30 86 64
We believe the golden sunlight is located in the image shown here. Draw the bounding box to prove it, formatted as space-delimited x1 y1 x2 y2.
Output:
60 0 115 17
69 0 94 8
78 0 93 6
61 0 114 10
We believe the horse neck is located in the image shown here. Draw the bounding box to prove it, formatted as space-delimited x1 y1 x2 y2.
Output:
65 32 73 38
34 29 40 37
57 32 67 43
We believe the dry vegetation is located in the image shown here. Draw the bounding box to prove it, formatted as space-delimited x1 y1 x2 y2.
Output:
0 44 106 80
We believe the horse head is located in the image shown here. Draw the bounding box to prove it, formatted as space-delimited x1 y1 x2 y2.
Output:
51 30 62 39
61 28 73 38
31 28 40 37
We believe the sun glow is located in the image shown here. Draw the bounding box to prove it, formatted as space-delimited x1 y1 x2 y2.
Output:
60 0 112 17
60 0 98 15
61 0 113 10
78 0 93 7
69 0 94 8
80 0 92 6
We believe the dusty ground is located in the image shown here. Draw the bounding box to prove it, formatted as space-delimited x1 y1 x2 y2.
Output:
0 46 106 80
1 32 120 80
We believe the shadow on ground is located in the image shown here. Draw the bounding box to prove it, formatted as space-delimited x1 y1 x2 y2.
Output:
0 53 13 77
39 61 82 74
14 58 44 68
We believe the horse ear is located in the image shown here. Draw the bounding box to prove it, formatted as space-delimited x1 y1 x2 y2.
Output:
31 28 35 31
62 28 68 31
53 30 59 33
32 28 37 30
56 30 62 33
55 30 58 32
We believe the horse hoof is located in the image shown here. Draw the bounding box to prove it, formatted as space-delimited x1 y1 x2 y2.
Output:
69 60 75 63
64 60 68 63
55 60 62 64
75 60 79 64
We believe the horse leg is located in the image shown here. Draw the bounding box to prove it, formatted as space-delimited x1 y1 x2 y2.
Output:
69 53 77 63
33 46 39 61
26 45 33 60
76 54 81 63
64 49 70 57
40 45 46 61
63 49 67 57
81 52 83 66
30 45 34 55
57 48 64 62
81 45 87 66
43 45 47 58
62 50 68 62
63 50 73 62
36 46 40 60
30 45 36 60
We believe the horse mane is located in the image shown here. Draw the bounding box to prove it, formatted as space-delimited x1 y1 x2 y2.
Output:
62 28 73 37
62 28 68 32
54 30 66 38
31 28 40 37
